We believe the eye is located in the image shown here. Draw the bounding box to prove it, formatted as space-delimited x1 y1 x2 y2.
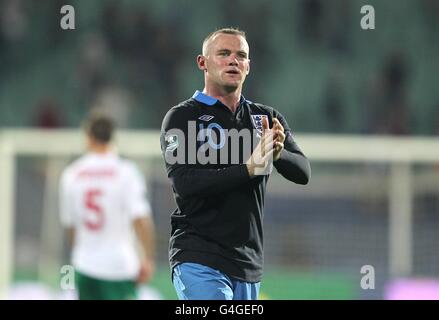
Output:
237 52 248 59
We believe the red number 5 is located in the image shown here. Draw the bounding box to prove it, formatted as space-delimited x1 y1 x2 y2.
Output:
84 189 104 231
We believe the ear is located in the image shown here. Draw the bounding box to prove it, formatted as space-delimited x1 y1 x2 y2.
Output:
197 55 207 72
246 59 251 75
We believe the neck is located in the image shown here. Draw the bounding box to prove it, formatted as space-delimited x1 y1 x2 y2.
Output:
203 86 242 113
89 144 111 154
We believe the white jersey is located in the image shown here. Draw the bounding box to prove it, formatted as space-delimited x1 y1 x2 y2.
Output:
59 152 151 280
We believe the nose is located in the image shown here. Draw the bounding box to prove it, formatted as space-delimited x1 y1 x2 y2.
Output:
227 54 239 66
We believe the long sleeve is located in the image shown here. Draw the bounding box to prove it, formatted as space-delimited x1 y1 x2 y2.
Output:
272 110 311 184
169 164 250 198
160 106 251 199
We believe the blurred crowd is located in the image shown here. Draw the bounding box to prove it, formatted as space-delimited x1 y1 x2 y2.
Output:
0 0 438 134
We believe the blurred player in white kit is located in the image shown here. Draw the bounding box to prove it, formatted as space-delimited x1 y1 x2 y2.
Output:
59 113 155 299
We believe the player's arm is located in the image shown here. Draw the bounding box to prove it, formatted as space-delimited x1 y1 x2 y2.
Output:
168 165 252 198
66 227 75 248
127 165 156 283
272 110 311 184
161 107 255 199
133 216 155 283
59 170 76 247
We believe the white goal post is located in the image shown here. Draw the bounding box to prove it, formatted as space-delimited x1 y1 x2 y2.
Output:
0 129 161 299
1 129 439 298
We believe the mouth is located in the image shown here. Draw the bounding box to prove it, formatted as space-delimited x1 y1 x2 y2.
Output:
225 69 240 75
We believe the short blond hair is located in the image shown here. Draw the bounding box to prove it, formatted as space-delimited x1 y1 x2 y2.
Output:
202 27 247 55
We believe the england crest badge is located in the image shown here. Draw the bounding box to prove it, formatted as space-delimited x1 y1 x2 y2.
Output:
250 114 269 137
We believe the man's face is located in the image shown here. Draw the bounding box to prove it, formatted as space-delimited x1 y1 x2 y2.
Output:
199 34 250 91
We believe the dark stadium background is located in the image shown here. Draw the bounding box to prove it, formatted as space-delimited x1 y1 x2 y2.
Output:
2 0 439 300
